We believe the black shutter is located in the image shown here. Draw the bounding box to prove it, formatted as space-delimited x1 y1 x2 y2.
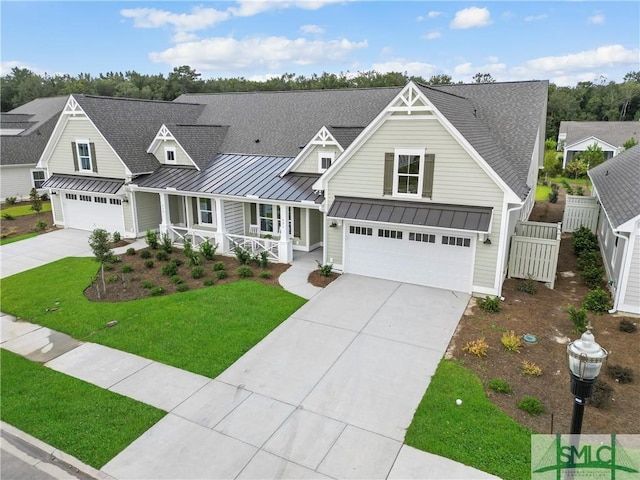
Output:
293 208 301 238
71 142 78 171
422 154 435 198
383 152 394 195
250 203 257 224
90 143 98 173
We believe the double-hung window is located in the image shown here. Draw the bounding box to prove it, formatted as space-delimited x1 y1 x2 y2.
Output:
394 148 423 197
165 147 176 164
76 141 92 171
198 198 214 225
259 204 275 233
31 170 46 189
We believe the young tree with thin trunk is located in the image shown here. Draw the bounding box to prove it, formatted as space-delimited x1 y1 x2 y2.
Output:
88 228 113 297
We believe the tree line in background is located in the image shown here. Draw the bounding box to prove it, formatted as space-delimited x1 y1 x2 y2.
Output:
2 66 639 140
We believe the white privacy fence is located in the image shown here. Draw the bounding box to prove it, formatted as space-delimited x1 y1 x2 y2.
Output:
562 195 599 233
508 221 562 289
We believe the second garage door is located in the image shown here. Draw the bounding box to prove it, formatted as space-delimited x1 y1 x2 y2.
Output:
63 193 125 233
344 223 475 292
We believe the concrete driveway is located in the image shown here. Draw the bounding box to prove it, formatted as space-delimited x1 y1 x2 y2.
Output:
102 275 495 479
0 229 92 279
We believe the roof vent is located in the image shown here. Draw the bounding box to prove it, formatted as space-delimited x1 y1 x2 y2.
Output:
254 139 260 143
473 108 477 117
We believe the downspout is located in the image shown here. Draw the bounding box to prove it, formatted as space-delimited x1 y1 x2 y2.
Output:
608 229 629 314
496 202 524 298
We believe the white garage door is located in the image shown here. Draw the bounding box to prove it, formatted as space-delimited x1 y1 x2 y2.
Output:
63 193 125 233
345 223 475 292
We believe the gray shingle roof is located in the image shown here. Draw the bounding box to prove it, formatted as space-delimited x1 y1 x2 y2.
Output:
42 174 125 194
328 196 492 232
423 81 549 200
135 154 323 203
174 88 402 157
165 124 229 169
1 96 67 166
588 146 640 228
560 121 640 148
327 126 365 149
73 95 205 175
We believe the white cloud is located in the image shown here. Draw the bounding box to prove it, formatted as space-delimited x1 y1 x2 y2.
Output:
423 31 441 40
149 36 367 72
172 32 199 43
588 13 605 25
487 56 499 63
454 61 506 78
229 0 345 17
450 7 492 29
120 7 230 32
380 46 393 56
524 14 548 22
247 73 281 82
0 61 44 76
428 11 444 18
523 44 637 73
300 24 325 34
372 59 438 78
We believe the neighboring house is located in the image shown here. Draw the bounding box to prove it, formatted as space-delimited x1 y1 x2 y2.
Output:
588 146 640 315
38 80 548 296
0 96 66 201
557 121 640 168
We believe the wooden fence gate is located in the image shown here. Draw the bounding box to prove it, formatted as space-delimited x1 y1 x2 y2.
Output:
508 221 562 289
562 195 599 233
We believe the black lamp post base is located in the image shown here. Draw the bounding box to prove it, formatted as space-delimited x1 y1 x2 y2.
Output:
569 374 596 434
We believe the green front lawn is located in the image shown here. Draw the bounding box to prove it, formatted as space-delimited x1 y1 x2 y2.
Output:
1 203 51 216
1 349 166 468
0 233 38 245
0 257 306 378
535 185 551 202
406 360 531 480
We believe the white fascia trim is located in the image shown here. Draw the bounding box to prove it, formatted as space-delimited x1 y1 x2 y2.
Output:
314 81 521 203
147 124 199 171
565 136 617 152
38 95 132 177
281 126 343 177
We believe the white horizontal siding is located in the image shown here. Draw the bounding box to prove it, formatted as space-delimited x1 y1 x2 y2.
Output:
0 166 33 201
295 145 341 174
150 139 194 167
620 234 640 314
326 221 343 267
48 116 127 178
135 192 161 233
51 191 64 225
225 201 244 235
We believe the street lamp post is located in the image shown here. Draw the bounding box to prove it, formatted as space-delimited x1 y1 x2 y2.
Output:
566 329 608 434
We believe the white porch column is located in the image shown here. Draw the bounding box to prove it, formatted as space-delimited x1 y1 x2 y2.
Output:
159 192 170 234
279 205 293 263
185 196 194 229
215 198 226 253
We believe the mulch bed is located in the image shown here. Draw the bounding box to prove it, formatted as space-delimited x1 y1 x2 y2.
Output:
1 210 56 238
308 270 340 288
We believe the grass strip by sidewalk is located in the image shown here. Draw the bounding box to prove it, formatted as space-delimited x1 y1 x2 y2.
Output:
405 359 531 480
0 233 38 245
0 257 306 378
1 349 165 468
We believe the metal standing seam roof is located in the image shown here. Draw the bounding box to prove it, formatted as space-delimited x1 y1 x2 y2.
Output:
327 196 492 232
42 174 125 195
134 154 324 204
588 145 640 228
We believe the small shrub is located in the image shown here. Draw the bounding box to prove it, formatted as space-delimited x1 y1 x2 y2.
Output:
121 264 133 274
162 262 179 277
191 266 205 279
516 278 537 295
567 304 588 333
237 265 254 278
518 396 544 416
144 259 154 269
607 364 634 384
161 233 173 253
477 296 501 313
199 239 217 260
40 193 49 202
108 256 122 264
521 360 542 376
547 190 558 203
155 251 169 262
565 184 575 195
2 213 14 220
212 261 225 271
112 231 122 243
573 226 598 256
149 286 164 296
106 274 119 284
234 246 251 265
316 260 333 277
176 283 189 292
183 238 201 266
463 337 489 357
170 275 183 285
561 179 570 189
576 185 585 196
501 330 522 352
5 197 17 205
259 271 272 279
170 258 183 267
582 288 612 314
581 265 604 288
141 281 154 289
488 378 512 394
253 251 269 268
590 379 613 408
619 319 637 333
215 269 228 280
577 250 600 271
103 263 113 271
33 220 47 231
203 278 214 286
126 247 136 256
140 250 151 259
145 229 159 249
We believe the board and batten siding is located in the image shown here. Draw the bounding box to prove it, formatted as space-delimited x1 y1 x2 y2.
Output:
150 139 194 167
0 166 34 201
620 234 640 314
134 192 161 233
327 117 505 290
294 145 342 174
47 116 127 178
225 201 245 235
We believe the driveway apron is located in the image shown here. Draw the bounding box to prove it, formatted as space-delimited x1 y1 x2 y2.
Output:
102 275 494 479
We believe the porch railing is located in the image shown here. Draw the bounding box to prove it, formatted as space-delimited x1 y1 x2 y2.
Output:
166 226 213 247
224 233 280 262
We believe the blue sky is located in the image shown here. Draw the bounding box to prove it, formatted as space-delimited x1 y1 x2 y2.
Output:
2 1 639 86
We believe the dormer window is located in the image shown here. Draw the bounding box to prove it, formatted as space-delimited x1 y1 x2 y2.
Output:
318 152 334 173
165 147 176 164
